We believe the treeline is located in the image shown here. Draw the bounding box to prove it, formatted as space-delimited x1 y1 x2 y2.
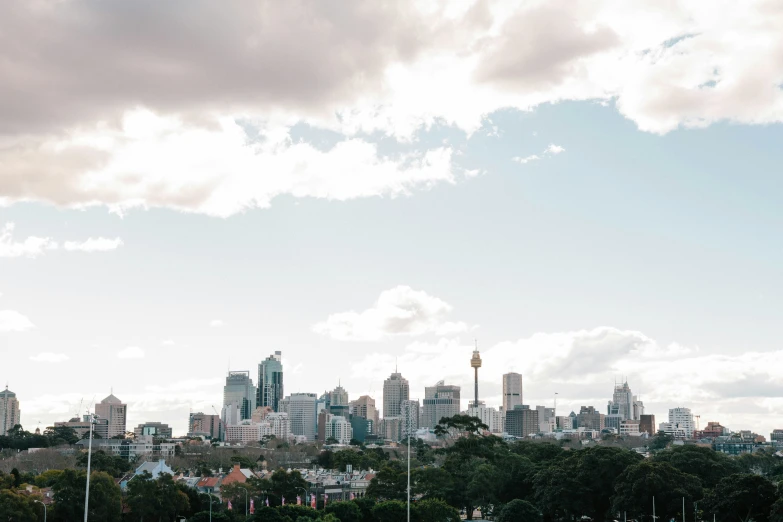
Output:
354 422 783 522
0 425 81 451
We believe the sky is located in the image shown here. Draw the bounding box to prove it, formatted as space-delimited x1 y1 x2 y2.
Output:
1 0 783 437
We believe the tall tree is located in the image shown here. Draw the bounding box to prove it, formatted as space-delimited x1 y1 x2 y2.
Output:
701 473 777 522
652 444 741 488
51 469 122 522
0 490 37 521
611 461 703 522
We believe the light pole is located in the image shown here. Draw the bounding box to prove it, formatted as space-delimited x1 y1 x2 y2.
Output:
84 413 98 522
207 492 216 522
296 486 308 507
34 500 46 522
242 487 248 517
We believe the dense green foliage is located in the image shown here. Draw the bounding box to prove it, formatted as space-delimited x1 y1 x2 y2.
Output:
0 424 80 451
4 414 783 521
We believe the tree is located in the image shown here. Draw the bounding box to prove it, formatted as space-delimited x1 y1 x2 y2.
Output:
534 445 642 521
496 499 542 522
255 468 309 507
276 504 319 520
648 430 673 451
611 461 703 522
0 490 37 521
35 469 64 488
76 450 131 477
249 506 288 521
44 426 80 446
701 473 777 522
352 497 376 522
51 469 122 521
652 444 741 488
414 498 461 522
366 461 407 501
126 472 190 522
372 500 407 522
325 500 362 522
434 415 489 437
413 466 457 504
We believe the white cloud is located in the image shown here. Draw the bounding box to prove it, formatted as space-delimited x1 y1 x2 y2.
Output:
0 223 57 258
63 237 124 252
161 339 176 346
512 154 540 164
0 1 779 215
209 319 225 328
545 144 565 154
117 346 145 359
313 285 470 341
30 352 70 363
0 310 35 332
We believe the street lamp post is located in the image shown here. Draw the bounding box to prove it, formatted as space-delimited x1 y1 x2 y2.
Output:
84 413 98 522
296 486 308 507
34 500 46 522
207 492 216 522
240 487 248 517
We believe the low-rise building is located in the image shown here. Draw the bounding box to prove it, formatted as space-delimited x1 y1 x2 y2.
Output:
134 422 173 439
75 435 176 459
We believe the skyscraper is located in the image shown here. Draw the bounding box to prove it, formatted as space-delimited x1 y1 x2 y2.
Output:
330 383 349 406
95 392 127 438
0 386 20 436
505 406 538 438
223 371 256 421
607 380 644 420
279 393 317 441
502 373 522 412
470 344 482 407
382 371 409 418
257 352 284 412
668 407 695 438
349 395 378 425
421 381 460 428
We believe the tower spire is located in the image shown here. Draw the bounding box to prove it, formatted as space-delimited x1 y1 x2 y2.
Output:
470 340 482 407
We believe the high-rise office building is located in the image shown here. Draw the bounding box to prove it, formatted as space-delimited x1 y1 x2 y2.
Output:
502 373 522 412
257 352 284 412
401 399 420 437
505 406 538 438
279 393 317 441
607 381 644 420
95 392 127 438
576 406 605 431
188 412 223 440
639 414 656 436
466 403 502 433
383 371 410 418
350 395 378 425
421 381 460 428
0 386 20 436
223 371 256 421
330 384 349 407
668 407 695 439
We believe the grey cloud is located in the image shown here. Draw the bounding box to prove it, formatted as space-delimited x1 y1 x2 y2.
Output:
704 374 783 399
475 4 618 89
0 0 427 134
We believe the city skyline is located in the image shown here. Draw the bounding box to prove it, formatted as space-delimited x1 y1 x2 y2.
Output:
2 1 782 439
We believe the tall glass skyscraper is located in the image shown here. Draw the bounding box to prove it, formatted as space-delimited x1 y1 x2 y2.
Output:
223 371 256 420
257 351 284 412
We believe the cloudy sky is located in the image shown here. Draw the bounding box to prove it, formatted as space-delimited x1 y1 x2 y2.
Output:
2 0 783 436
